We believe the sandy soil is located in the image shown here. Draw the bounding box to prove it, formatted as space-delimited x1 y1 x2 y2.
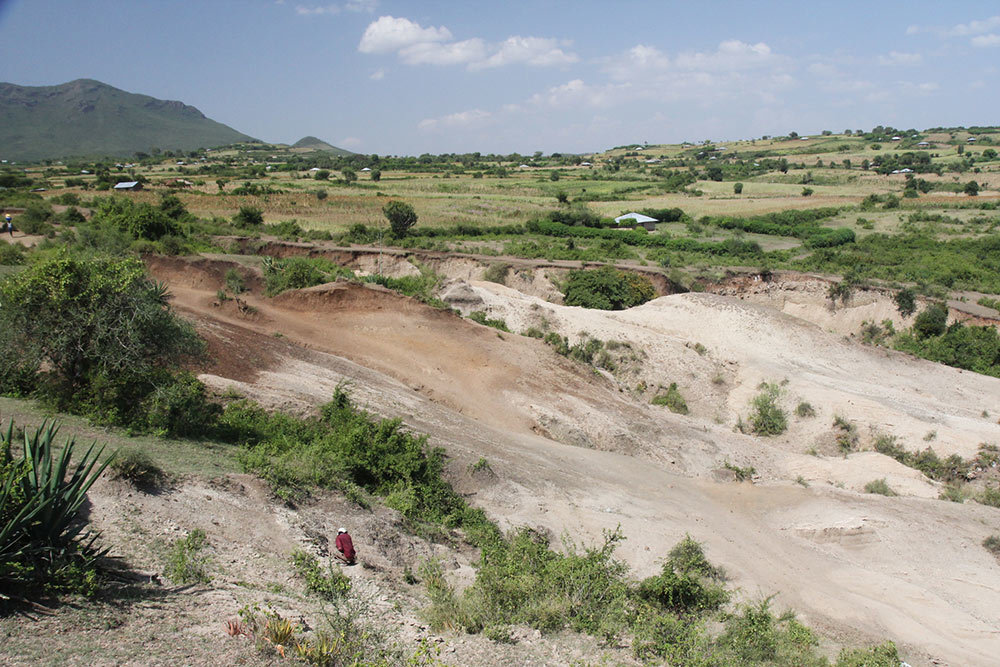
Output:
15 252 997 666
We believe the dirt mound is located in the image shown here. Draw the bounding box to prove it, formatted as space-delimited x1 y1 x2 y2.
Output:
147 254 263 293
271 280 432 316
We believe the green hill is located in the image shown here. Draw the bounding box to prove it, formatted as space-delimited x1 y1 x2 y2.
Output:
290 135 354 155
0 79 256 162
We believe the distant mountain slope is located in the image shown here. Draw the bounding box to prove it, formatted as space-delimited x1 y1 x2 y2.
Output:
290 135 354 155
0 79 256 161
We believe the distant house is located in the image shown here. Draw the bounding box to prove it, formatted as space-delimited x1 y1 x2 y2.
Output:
891 136 901 141
361 167 371 172
615 212 658 231
968 137 977 143
309 167 321 172
113 181 142 191
917 141 930 147
579 162 592 167
645 158 661 164
518 164 531 169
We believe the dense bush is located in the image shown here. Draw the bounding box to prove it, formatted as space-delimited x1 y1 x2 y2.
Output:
563 266 655 310
895 322 1000 377
223 388 498 544
0 254 206 430
233 205 264 228
912 303 949 339
92 197 179 241
143 372 222 437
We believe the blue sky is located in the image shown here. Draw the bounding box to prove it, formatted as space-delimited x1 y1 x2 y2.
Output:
1 1 998 155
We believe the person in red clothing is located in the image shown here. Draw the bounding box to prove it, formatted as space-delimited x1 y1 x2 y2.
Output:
335 527 356 565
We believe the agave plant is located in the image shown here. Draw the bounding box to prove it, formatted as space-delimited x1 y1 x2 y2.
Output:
0 419 112 595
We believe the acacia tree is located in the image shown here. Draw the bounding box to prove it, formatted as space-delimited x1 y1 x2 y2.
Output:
383 201 418 237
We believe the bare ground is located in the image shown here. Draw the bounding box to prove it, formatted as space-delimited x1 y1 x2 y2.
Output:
5 252 999 666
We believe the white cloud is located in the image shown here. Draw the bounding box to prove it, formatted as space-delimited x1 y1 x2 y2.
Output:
527 79 627 109
358 16 576 70
399 38 486 66
418 109 492 131
344 0 377 12
947 15 1000 37
295 0 375 14
296 4 340 15
971 34 1000 47
878 51 922 65
358 16 451 54
603 44 670 80
673 40 774 71
369 68 385 80
472 36 577 69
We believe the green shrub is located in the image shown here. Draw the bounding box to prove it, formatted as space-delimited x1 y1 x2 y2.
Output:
984 535 1000 556
835 641 900 667
636 535 728 615
468 311 510 332
748 383 787 436
269 219 304 239
482 263 512 285
224 268 245 295
651 382 689 414
92 197 179 240
0 242 26 265
833 415 859 453
894 287 917 317
162 528 211 584
290 549 351 600
723 461 756 482
143 372 221 438
108 448 165 488
980 485 1000 508
264 256 349 296
912 303 948 339
864 478 896 496
563 266 655 310
795 401 816 417
233 205 264 228
0 254 203 428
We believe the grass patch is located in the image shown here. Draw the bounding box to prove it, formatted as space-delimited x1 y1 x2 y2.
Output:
162 528 211 584
863 479 896 496
290 549 351 600
833 415 859 454
107 447 166 489
795 401 816 417
468 311 511 332
651 382 689 415
724 460 756 482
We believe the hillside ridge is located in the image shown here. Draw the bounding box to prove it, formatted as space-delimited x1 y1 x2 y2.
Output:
0 78 255 161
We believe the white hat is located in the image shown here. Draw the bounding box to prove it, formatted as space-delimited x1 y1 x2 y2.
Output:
338 527 347 533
